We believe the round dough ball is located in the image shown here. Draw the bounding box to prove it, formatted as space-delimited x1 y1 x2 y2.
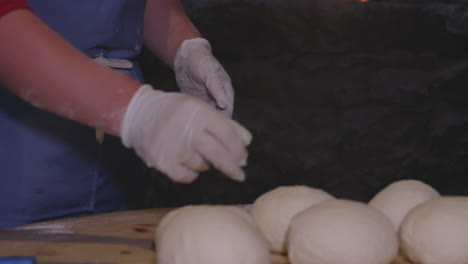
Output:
155 205 270 264
400 196 468 264
250 185 334 253
288 199 398 264
369 179 440 230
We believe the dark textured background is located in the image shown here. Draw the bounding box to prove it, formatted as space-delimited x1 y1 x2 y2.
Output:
138 0 468 207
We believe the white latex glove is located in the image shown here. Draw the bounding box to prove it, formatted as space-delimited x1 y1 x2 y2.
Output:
174 38 234 117
121 85 252 183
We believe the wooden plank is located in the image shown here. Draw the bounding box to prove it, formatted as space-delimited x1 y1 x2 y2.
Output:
0 208 412 264
0 242 154 264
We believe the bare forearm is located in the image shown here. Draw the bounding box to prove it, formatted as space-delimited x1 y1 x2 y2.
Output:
143 0 201 68
0 9 141 136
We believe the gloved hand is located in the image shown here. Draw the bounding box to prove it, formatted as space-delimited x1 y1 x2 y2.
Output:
174 38 234 117
120 85 251 183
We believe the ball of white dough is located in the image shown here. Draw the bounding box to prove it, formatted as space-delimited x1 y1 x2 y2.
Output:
400 197 468 264
155 205 270 264
288 199 398 264
369 179 440 229
250 185 334 253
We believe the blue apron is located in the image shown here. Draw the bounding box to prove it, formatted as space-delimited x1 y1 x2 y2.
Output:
0 0 147 229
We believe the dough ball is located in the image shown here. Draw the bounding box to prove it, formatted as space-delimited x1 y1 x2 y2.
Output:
155 205 270 264
250 185 334 253
400 196 468 264
369 179 440 229
288 199 398 264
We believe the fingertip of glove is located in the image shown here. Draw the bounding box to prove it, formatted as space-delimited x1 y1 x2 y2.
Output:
244 132 253 146
240 128 253 146
229 120 253 146
231 170 246 182
172 173 198 184
240 153 249 167
215 100 228 110
167 165 199 184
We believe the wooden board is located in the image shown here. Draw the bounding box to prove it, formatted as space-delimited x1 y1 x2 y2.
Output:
0 208 411 264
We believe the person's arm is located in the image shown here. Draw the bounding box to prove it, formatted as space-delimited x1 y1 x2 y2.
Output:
0 9 141 136
143 0 201 68
0 8 252 183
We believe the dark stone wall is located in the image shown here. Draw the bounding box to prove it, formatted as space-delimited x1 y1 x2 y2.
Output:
139 0 468 207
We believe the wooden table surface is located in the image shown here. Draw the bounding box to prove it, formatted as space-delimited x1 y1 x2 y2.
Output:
0 208 412 264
